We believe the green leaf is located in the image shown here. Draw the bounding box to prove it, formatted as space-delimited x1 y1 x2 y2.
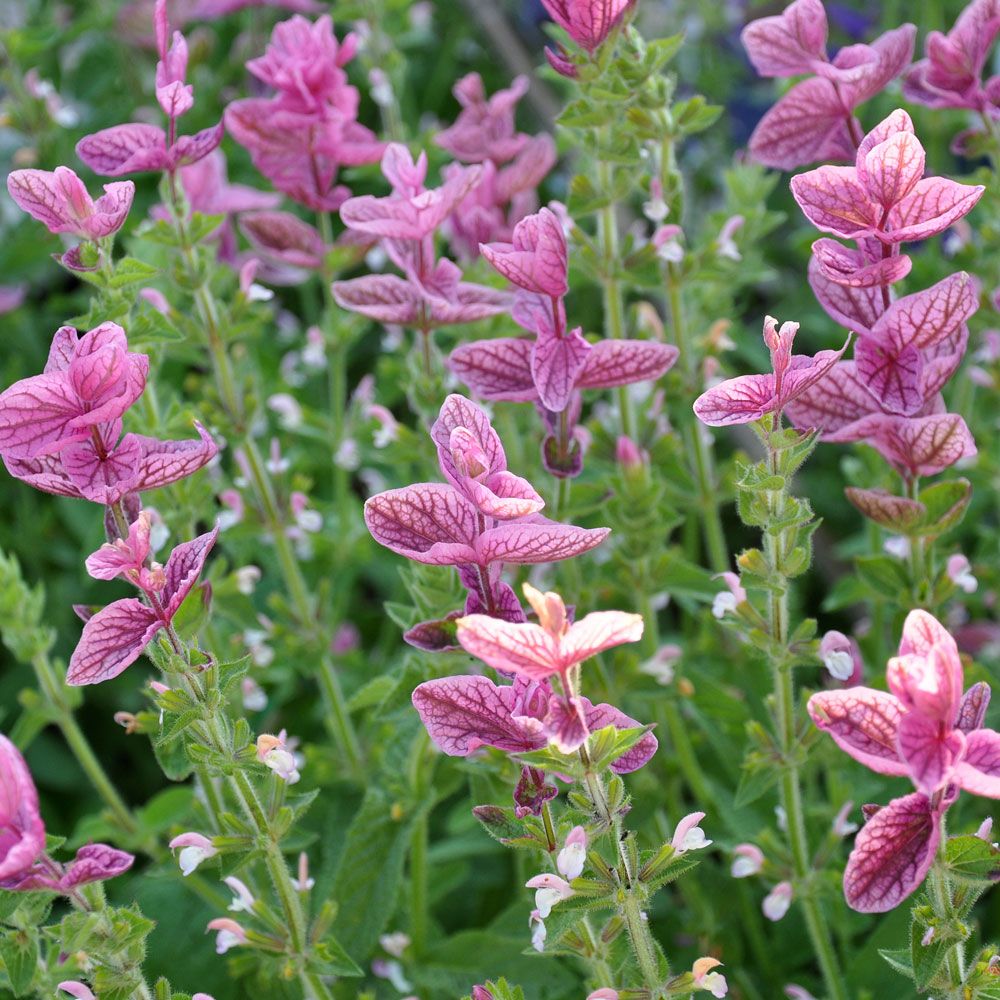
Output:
0 928 37 995
109 257 160 288
331 788 418 957
854 555 909 597
312 932 363 977
879 947 915 980
916 479 972 537
946 835 1000 883
910 918 951 991
734 756 780 808
471 805 547 850
137 787 194 835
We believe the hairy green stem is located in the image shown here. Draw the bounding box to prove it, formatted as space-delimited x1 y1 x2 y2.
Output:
930 816 965 994
765 434 847 1000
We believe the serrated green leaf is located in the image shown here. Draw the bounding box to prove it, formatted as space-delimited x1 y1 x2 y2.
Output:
0 928 37 995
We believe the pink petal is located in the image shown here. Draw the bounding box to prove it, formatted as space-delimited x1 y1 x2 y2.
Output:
854 338 924 416
740 0 828 78
582 700 658 772
449 338 537 401
171 122 225 168
694 373 777 426
76 123 169 176
790 165 878 239
364 484 479 565
455 616 560 680
747 77 855 171
468 472 544 521
785 360 880 438
411 675 546 756
130 422 219 492
480 207 567 297
807 688 908 776
836 25 917 108
2 452 79 498
164 526 219 616
576 339 679 390
843 791 940 912
66 598 161 686
62 430 143 505
897 711 965 794
59 844 135 888
811 239 912 288
873 272 978 353
0 735 46 881
807 255 885 334
956 682 991 734
476 522 609 566
886 176 985 243
562 610 644 665
332 274 421 325
955 728 1000 798
0 372 85 458
532 329 592 412
872 413 976 477
240 210 325 269
539 0 631 52
545 694 591 752
860 129 925 209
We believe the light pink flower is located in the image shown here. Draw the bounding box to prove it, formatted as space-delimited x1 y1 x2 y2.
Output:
256 730 301 783
712 572 747 620
731 843 764 878
693 315 848 427
436 73 532 164
556 825 587 880
791 110 984 245
207 917 247 954
947 554 978 593
587 991 619 1000
68 526 218 685
670 811 712 853
154 0 193 120
480 207 568 298
169 832 218 876
819 630 855 681
7 167 134 241
762 881 793 921
456 583 642 685
526 871 574 917
693 957 729 997
809 609 1000 911
0 734 46 882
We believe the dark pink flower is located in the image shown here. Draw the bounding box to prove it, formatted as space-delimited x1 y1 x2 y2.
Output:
77 120 223 177
791 110 984 245
225 14 383 209
412 674 657 770
0 734 46 882
903 0 1000 115
0 323 148 460
7 168 134 241
693 315 848 426
154 0 193 121
809 610 1000 911
0 733 133 892
239 211 326 270
435 73 532 165
480 207 568 298
68 525 218 685
539 0 632 54
364 394 608 627
741 0 829 79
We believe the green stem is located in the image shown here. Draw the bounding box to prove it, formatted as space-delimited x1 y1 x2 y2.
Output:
596 155 636 441
765 437 847 1000
930 817 965 993
666 270 728 575
409 812 429 956
578 745 663 991
239 406 363 776
31 652 138 836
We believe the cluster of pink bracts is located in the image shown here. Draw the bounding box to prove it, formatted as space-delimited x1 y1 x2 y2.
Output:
1 0 998 993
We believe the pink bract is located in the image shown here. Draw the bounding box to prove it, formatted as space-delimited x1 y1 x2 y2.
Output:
809 610 1000 911
744 4 916 171
68 525 218 685
693 316 848 427
0 734 46 882
539 0 632 54
412 674 657 771
7 168 134 241
904 0 1000 114
792 110 983 245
